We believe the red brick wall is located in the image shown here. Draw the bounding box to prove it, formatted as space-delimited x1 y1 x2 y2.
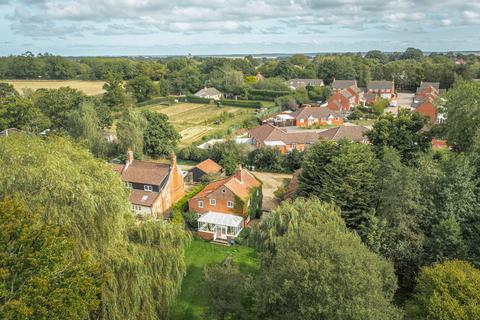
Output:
189 187 246 217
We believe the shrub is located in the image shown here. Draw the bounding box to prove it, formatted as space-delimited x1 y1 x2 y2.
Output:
235 228 251 245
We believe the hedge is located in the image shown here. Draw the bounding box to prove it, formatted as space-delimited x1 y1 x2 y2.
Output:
136 96 170 107
184 95 212 104
220 99 262 108
247 89 291 101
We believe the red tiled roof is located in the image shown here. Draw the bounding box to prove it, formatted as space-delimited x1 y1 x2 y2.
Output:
290 106 341 120
249 123 320 145
118 160 170 185
414 99 437 122
195 159 222 174
318 125 369 142
192 168 261 201
129 189 160 206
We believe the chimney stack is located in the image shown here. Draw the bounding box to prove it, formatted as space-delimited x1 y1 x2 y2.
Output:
125 148 134 169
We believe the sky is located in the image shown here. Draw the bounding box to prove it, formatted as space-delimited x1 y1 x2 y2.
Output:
0 0 479 56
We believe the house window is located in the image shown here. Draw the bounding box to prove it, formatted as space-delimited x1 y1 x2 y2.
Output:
291 143 297 149
209 199 216 206
222 189 226 193
132 205 141 211
198 200 204 208
227 201 234 208
144 185 153 192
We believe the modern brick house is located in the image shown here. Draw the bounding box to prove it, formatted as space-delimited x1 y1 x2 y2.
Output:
327 87 360 112
289 106 344 126
248 123 320 153
115 150 185 219
190 158 223 182
366 80 395 104
189 166 262 241
412 82 443 124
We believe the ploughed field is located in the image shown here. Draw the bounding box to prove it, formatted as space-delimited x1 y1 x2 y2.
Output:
137 102 257 146
5 80 106 96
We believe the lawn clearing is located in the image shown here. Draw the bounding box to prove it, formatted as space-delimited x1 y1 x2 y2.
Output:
170 237 258 319
5 80 106 96
135 102 257 146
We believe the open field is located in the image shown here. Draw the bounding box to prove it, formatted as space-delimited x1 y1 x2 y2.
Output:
136 102 258 146
170 238 258 319
4 80 105 96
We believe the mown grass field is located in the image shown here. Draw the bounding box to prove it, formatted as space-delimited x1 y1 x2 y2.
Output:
135 102 259 146
170 238 259 319
5 80 105 96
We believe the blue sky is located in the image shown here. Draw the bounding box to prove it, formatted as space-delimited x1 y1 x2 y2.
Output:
0 0 479 56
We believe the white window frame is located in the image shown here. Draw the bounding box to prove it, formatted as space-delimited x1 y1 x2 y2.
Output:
144 185 153 192
132 204 141 211
227 201 234 208
291 143 297 149
209 199 216 206
198 200 204 208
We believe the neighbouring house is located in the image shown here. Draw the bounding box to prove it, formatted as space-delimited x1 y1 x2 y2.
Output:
190 158 223 182
286 78 324 90
412 82 444 124
189 166 262 241
255 72 265 82
248 123 320 153
318 125 370 143
327 87 357 112
366 80 395 104
193 87 223 100
414 97 438 123
289 106 344 127
115 150 185 219
332 79 357 92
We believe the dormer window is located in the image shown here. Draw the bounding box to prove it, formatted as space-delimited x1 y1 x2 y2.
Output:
144 185 153 192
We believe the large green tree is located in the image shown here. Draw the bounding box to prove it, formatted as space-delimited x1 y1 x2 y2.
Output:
367 109 430 162
406 260 480 320
0 134 189 319
297 141 378 232
126 75 159 102
102 71 128 107
253 198 401 320
443 81 480 152
0 197 103 320
142 110 181 157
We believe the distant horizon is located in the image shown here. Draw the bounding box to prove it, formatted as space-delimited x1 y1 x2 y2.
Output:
2 49 480 59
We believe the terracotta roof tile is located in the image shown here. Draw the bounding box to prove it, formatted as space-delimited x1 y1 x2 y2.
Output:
118 160 170 185
195 159 223 174
129 189 160 206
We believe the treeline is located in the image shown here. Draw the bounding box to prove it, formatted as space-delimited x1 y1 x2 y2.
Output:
0 83 180 160
2 49 480 95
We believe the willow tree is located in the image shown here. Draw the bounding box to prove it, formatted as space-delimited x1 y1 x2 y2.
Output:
0 133 189 319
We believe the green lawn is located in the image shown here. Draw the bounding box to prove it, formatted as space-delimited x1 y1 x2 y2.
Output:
170 237 259 319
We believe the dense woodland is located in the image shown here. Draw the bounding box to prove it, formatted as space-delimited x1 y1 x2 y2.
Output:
1 51 480 319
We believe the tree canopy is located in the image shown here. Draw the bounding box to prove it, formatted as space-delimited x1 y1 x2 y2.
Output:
0 134 189 319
